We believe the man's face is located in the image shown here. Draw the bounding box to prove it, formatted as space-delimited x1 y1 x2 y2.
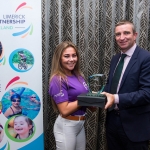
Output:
115 24 137 52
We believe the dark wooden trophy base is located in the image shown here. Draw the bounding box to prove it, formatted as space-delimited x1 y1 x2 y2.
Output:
77 93 106 108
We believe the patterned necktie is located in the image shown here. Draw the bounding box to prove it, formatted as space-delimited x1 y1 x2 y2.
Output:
110 54 127 94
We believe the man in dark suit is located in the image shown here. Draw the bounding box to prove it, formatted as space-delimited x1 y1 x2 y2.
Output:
102 20 150 150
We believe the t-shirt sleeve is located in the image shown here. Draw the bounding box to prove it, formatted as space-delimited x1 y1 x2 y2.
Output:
49 76 68 104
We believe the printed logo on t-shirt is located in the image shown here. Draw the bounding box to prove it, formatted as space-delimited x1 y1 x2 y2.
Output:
54 90 64 97
83 82 88 90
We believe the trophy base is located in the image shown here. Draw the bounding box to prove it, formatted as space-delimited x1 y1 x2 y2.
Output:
77 94 106 108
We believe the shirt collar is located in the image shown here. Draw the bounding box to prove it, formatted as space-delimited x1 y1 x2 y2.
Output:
121 43 136 57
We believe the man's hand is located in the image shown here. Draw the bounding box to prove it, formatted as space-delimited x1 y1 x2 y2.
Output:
101 92 115 109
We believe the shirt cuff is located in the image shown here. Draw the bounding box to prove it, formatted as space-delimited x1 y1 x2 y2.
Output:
114 94 119 104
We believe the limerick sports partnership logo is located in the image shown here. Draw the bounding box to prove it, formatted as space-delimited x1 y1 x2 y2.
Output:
12 2 33 38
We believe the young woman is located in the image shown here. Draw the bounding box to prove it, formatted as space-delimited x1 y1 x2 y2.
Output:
49 41 95 150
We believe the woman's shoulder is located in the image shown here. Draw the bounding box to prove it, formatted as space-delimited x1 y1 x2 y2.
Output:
51 75 59 80
50 75 66 87
78 74 85 81
50 75 61 83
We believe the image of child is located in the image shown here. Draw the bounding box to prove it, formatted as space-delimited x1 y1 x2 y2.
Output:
4 93 22 118
13 115 33 139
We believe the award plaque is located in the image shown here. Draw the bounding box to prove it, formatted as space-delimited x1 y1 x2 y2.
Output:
77 74 106 108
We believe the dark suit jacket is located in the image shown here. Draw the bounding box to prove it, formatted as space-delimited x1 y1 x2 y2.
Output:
104 46 150 142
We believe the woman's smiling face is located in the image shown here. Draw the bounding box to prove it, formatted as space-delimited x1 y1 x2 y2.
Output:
61 47 78 76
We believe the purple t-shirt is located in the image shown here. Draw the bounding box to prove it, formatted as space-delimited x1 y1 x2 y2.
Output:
49 75 89 115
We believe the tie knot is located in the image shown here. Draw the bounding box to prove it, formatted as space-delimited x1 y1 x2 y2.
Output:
121 54 127 60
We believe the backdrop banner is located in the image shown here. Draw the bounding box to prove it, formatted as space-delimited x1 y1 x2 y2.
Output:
0 0 44 149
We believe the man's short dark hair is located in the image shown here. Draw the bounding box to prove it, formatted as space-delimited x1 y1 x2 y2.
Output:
115 20 136 33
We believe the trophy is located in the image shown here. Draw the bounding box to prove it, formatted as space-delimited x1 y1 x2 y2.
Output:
77 74 106 108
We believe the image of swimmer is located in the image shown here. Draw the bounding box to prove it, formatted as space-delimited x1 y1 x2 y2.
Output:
4 93 22 118
0 124 4 142
13 115 33 139
28 94 41 110
30 94 41 105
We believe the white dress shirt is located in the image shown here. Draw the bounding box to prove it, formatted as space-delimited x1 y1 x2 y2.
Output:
114 43 136 104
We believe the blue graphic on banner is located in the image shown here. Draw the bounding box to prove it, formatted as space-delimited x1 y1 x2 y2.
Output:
0 57 4 62
12 24 33 36
18 134 44 150
0 142 9 150
0 144 6 150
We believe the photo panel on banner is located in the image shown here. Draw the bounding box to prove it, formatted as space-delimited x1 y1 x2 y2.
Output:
0 0 44 150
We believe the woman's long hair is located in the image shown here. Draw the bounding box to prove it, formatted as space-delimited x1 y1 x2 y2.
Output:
49 41 83 112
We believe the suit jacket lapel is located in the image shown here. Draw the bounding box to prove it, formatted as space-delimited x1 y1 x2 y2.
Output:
109 53 121 91
119 47 140 90
111 54 121 71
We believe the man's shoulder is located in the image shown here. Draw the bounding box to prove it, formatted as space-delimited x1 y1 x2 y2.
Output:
135 46 150 63
136 46 150 54
137 46 150 58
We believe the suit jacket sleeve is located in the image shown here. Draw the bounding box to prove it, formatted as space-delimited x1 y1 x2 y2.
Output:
118 48 150 110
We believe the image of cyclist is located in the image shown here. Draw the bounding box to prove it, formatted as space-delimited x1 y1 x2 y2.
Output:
18 51 26 63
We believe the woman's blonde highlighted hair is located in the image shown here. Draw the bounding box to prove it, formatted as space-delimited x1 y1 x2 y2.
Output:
49 41 83 112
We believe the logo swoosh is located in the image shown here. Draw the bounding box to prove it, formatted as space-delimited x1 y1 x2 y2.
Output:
12 25 31 36
5 76 20 90
15 2 26 12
